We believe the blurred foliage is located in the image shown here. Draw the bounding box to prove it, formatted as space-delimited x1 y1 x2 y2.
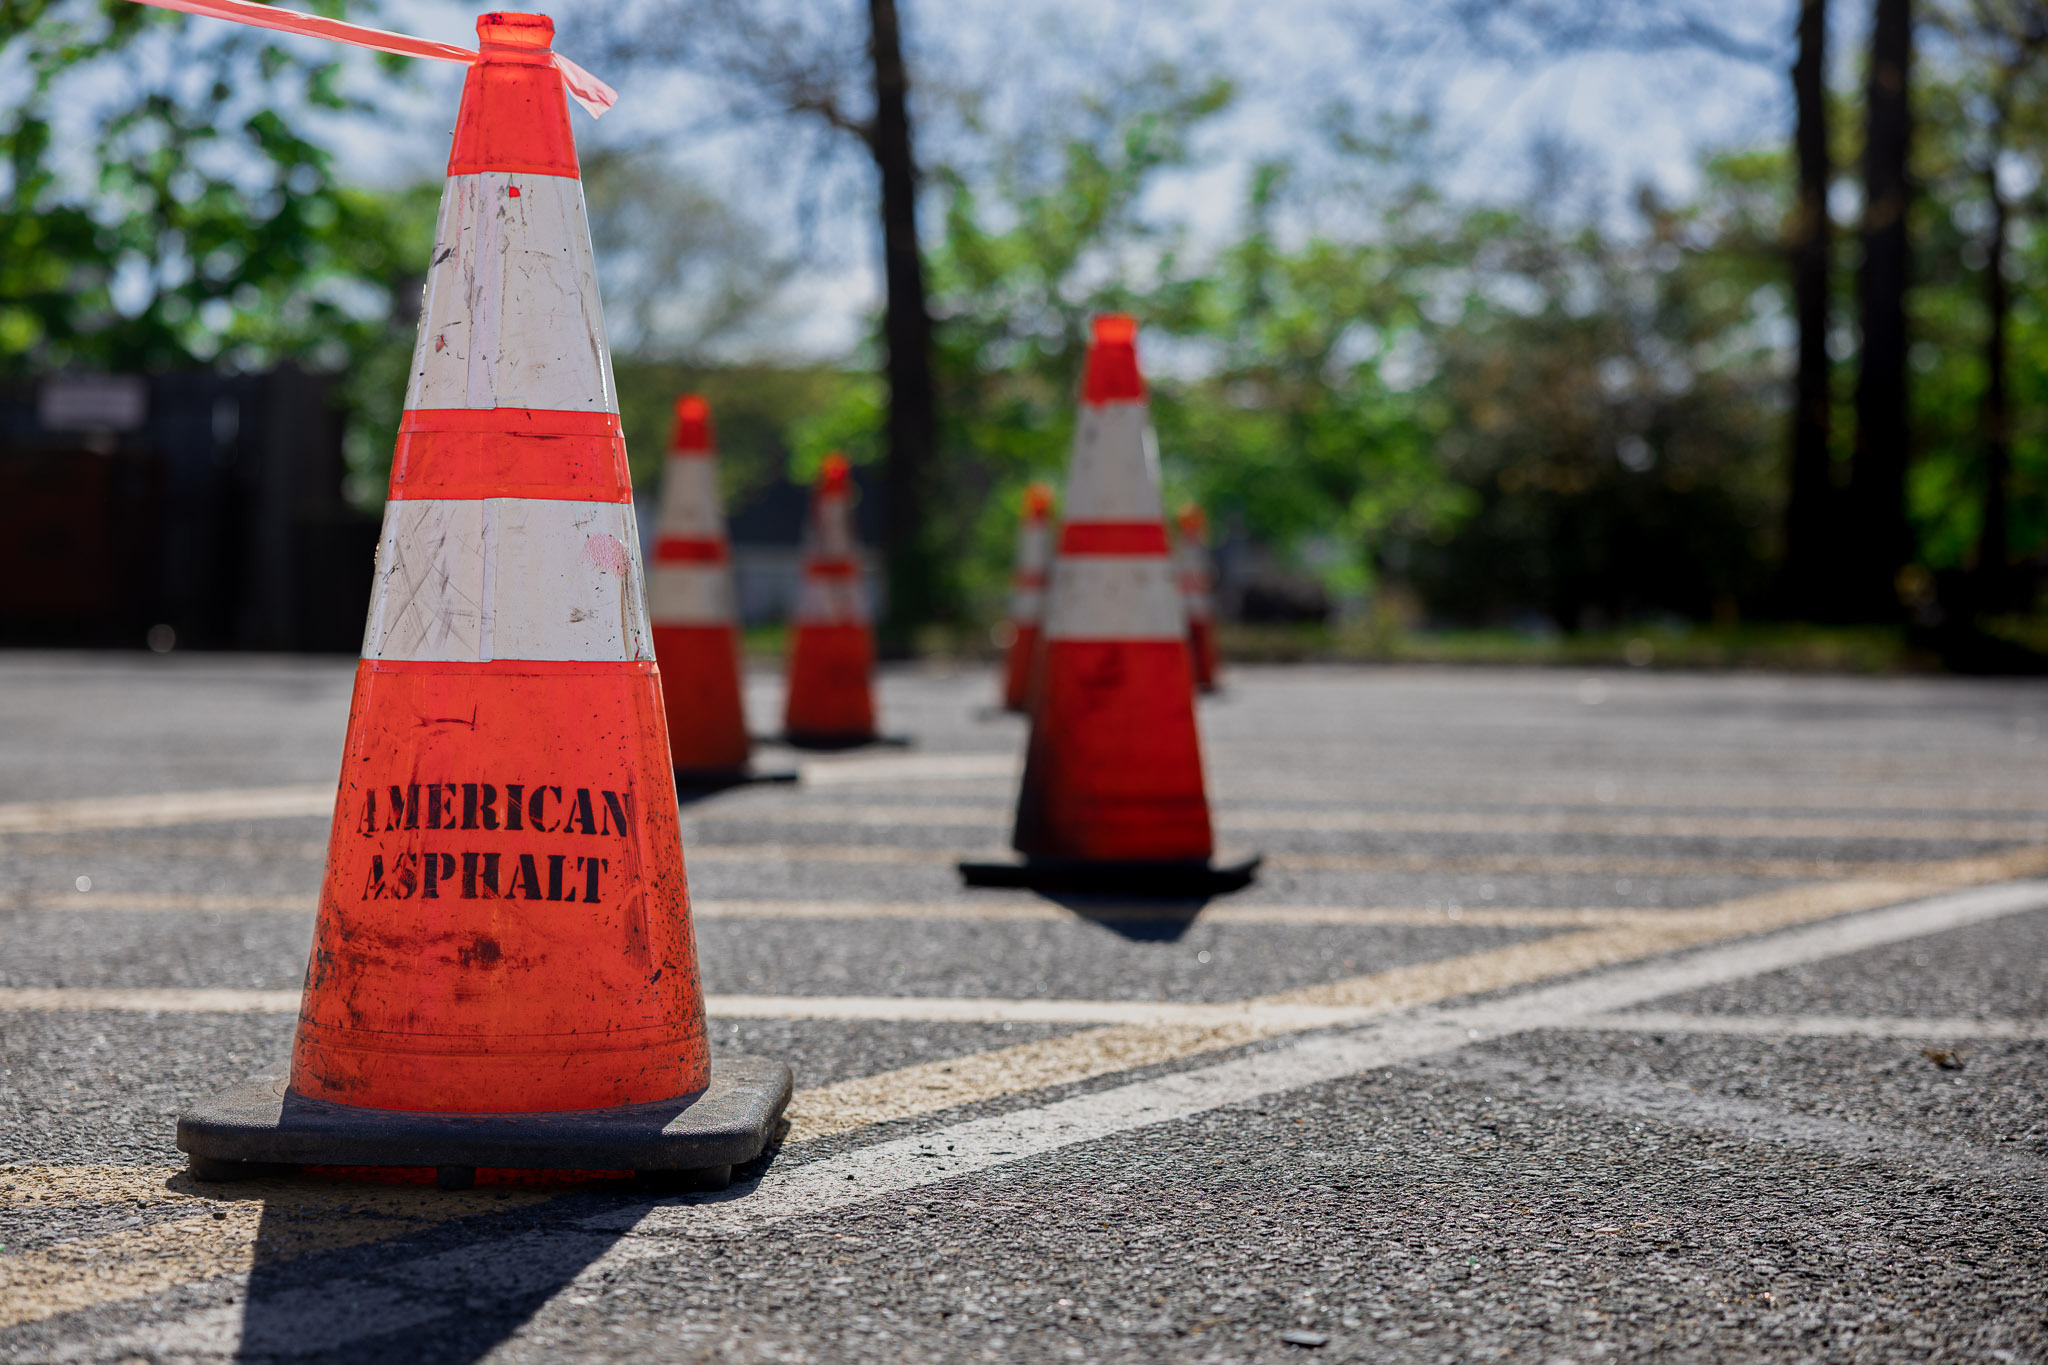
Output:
10 0 2048 653
610 358 870 497
919 78 1788 630
0 0 436 508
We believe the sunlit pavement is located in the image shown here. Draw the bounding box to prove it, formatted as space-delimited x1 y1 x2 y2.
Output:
2 653 2044 1362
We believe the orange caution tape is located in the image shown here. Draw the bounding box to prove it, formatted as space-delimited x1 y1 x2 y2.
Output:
124 0 617 117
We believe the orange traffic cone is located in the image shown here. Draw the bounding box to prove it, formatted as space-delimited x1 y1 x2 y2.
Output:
178 13 788 1189
1175 502 1220 693
650 394 795 791
960 315 1258 896
1000 482 1056 713
781 454 901 748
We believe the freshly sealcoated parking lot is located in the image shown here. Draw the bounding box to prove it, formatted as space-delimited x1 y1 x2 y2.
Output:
1 653 2044 1362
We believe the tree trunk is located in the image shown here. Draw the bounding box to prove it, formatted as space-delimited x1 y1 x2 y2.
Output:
1781 0 1837 619
865 0 940 654
1976 165 2011 610
1849 0 1914 620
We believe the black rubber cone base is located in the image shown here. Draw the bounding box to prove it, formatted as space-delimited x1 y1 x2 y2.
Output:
177 1055 791 1192
767 731 914 752
673 765 800 796
957 854 1262 898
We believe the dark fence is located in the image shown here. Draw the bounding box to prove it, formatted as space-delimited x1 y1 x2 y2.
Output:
0 367 379 652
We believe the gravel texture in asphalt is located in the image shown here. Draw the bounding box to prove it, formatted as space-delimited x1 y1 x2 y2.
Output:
0 655 2043 1362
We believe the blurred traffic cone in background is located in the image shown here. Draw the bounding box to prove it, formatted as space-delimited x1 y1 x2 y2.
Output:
782 454 898 748
178 12 788 1190
1175 502 1220 693
650 395 793 790
960 315 1258 896
1000 482 1056 713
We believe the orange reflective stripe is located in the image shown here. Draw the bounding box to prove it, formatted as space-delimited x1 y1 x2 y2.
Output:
655 537 729 564
805 559 861 580
1060 522 1170 556
1081 314 1145 404
389 409 629 501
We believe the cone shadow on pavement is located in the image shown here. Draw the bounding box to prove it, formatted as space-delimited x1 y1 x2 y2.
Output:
225 1135 784 1364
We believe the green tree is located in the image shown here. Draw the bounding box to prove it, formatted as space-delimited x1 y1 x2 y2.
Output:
1 0 436 502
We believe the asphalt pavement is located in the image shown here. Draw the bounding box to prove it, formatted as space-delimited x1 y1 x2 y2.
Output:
1 653 2044 1362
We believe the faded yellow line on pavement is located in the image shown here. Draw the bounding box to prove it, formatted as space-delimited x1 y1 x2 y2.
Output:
695 901 1650 929
0 786 334 835
684 844 1974 881
784 845 2048 1141
7 846 2045 1329
687 801 2048 843
14 893 1651 931
0 1170 549 1331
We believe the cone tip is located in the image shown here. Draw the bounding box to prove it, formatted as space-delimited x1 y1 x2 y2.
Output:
672 394 713 452
477 11 555 49
1082 313 1146 404
1022 482 1055 520
1176 502 1206 537
819 452 852 488
1093 313 1138 345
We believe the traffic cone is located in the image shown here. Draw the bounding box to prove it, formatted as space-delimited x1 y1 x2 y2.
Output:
781 454 901 748
178 12 789 1189
1175 502 1221 693
999 482 1056 713
960 315 1258 896
650 394 795 791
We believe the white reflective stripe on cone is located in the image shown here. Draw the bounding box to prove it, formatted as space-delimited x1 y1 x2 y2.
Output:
656 454 725 539
1065 403 1163 521
363 498 653 663
811 496 857 560
1183 589 1215 621
1043 556 1184 642
1017 524 1052 571
405 173 617 415
649 562 737 626
1008 587 1045 621
796 575 868 625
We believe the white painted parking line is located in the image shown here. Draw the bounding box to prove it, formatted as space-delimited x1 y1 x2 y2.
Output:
1563 1011 2048 1040
0 786 334 834
614 879 2048 1237
15 878 2047 1344
0 988 301 1013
